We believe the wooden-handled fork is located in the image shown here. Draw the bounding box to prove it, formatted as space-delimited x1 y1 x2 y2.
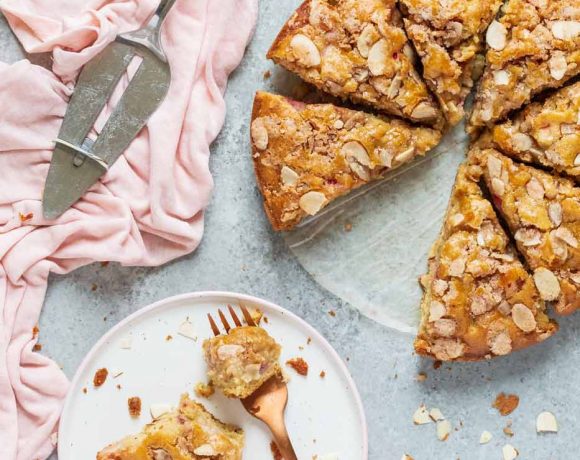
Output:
208 305 298 460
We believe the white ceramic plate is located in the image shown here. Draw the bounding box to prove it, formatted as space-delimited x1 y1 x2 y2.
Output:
58 291 368 459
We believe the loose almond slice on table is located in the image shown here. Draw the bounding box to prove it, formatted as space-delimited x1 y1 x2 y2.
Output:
250 91 441 231
492 81 580 177
476 147 580 315
267 0 443 126
414 160 557 361
469 0 580 131
399 0 503 126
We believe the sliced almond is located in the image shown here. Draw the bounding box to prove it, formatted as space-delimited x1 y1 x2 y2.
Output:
533 268 561 301
553 226 578 248
342 141 371 180
493 70 510 85
491 177 505 196
575 153 580 166
513 133 533 151
429 301 446 322
489 331 512 356
429 408 445 421
549 52 568 80
515 228 542 246
178 319 197 340
119 336 132 350
449 213 464 227
194 444 216 456
487 155 503 178
357 24 379 58
290 34 321 67
550 20 580 40
536 411 558 433
413 404 431 424
251 118 269 150
486 20 507 50
299 191 326 215
150 403 172 419
502 444 518 460
436 420 451 441
217 344 244 359
411 102 438 121
368 39 390 76
281 166 299 186
433 318 457 337
448 258 466 277
548 202 563 226
511 304 537 332
394 147 415 164
526 177 544 200
479 430 493 444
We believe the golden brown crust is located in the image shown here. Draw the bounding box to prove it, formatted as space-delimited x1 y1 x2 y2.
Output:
400 0 503 126
415 159 558 361
251 91 442 231
476 147 580 315
492 80 580 177
267 0 444 126
469 0 580 131
97 395 244 460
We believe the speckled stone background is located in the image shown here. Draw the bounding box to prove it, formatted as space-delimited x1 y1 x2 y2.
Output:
1 2 579 459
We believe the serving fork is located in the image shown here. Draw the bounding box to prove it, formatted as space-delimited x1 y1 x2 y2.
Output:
207 305 298 460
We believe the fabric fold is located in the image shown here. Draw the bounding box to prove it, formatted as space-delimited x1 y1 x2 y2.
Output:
0 0 258 458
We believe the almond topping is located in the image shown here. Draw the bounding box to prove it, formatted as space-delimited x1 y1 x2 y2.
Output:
299 191 326 215
251 118 269 150
217 344 244 359
394 147 415 164
533 268 561 301
429 301 446 322
511 304 536 332
493 70 510 85
549 52 568 80
487 155 503 178
536 411 558 433
433 318 457 337
290 34 321 67
367 39 390 76
411 102 438 121
281 166 299 186
342 141 371 180
515 228 542 246
489 331 512 356
486 20 507 50
357 24 379 58
553 226 578 248
150 403 172 419
548 202 563 226
512 133 533 151
550 20 580 40
194 444 216 456
526 177 544 200
491 177 505 196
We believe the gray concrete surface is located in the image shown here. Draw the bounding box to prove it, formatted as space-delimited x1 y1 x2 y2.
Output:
1 3 578 459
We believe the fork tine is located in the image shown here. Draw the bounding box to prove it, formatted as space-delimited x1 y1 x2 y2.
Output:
240 304 256 327
207 313 220 336
228 305 243 328
218 309 231 333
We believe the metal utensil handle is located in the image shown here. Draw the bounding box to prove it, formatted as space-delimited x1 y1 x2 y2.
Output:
154 0 178 27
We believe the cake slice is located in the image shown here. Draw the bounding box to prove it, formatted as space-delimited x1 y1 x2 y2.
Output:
415 161 557 361
477 147 580 315
251 91 442 231
399 0 503 125
469 0 580 131
203 326 282 399
267 0 443 126
97 394 244 460
492 81 580 177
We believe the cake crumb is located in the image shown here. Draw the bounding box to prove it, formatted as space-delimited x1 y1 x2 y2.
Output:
319 370 326 378
503 420 514 437
416 372 427 382
82 387 87 394
93 368 108 387
480 430 493 444
128 397 141 417
502 444 518 460
493 393 519 416
270 441 283 460
19 212 33 222
433 360 442 369
32 343 42 352
32 325 39 338
178 319 197 340
286 357 309 376
165 335 173 341
307 337 312 345
150 403 172 419
437 420 452 441
100 261 109 267
401 455 414 460
116 384 122 390
413 404 431 425
328 310 336 317
263 70 271 80
91 283 98 291
195 381 215 398
344 222 353 232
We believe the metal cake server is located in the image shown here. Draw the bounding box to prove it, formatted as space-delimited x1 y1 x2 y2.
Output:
42 0 177 219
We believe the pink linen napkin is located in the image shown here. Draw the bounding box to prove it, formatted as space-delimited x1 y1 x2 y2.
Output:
0 1 258 459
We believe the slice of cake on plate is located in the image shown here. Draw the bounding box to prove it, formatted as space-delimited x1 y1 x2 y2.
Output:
251 91 442 231
399 0 503 125
203 325 282 399
415 160 558 361
469 0 580 131
477 147 580 315
267 0 443 126
492 80 580 177
97 394 244 460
